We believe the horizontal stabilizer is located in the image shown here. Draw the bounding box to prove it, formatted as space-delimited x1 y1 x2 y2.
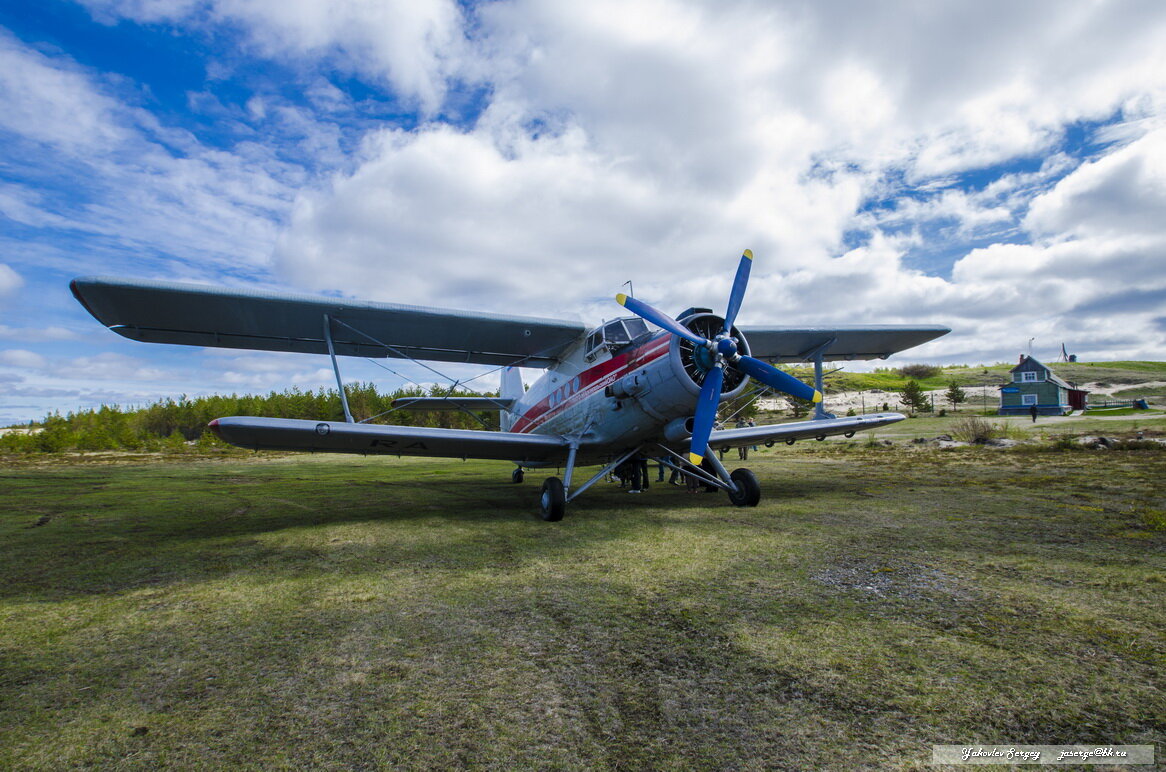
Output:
391 397 515 412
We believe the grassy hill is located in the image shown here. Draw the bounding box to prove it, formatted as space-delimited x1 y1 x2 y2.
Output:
789 360 1166 397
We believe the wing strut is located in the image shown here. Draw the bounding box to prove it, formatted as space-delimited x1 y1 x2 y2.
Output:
802 337 837 420
564 446 642 503
323 314 354 423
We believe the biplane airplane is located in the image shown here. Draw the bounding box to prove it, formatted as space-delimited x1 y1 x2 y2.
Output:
71 250 948 520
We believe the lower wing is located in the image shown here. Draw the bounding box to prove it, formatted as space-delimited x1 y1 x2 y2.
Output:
707 413 904 449
209 417 567 464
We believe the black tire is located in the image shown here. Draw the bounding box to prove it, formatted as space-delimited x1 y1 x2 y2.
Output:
727 468 761 507
512 468 524 484
539 477 566 521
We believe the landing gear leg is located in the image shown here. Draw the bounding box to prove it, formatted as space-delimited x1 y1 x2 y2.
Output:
512 467 524 484
539 478 565 521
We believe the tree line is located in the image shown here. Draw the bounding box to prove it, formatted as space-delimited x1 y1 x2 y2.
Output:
0 383 499 454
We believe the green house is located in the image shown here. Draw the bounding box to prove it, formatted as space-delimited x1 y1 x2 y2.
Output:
998 356 1088 416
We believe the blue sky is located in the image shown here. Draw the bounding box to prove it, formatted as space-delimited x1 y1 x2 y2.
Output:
1 0 1165 425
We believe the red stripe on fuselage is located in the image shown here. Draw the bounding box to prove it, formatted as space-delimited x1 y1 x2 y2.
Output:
510 334 670 434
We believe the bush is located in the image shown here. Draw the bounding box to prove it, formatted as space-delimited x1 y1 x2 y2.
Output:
899 363 941 379
950 417 1024 443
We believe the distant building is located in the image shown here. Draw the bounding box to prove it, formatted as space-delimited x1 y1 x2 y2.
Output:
998 356 1088 416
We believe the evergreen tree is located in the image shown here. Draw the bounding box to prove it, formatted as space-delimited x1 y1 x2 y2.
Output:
945 381 968 411
898 379 929 416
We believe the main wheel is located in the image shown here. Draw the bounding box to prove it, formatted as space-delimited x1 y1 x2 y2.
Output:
727 468 761 507
539 477 566 521
512 467 524 484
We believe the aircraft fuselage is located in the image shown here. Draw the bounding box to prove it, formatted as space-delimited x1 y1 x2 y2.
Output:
507 312 752 465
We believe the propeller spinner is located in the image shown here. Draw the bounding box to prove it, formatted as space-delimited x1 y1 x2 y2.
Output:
616 249 822 466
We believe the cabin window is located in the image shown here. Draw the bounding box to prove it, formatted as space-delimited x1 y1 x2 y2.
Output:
1021 371 1040 382
1022 394 1038 406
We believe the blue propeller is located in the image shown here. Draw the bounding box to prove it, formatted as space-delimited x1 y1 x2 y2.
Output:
617 249 822 466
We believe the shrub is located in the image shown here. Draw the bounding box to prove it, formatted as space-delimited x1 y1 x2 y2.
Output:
899 363 941 379
950 416 1019 443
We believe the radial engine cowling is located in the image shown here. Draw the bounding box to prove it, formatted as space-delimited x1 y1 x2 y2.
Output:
626 311 755 426
670 311 752 395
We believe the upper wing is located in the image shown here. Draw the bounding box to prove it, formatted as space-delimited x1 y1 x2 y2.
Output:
71 276 586 368
739 325 950 363
707 412 904 449
210 417 568 464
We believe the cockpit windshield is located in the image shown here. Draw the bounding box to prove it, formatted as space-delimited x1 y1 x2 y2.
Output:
603 320 630 345
584 317 652 361
623 317 648 340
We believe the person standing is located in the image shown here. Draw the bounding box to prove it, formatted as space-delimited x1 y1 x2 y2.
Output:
627 455 645 493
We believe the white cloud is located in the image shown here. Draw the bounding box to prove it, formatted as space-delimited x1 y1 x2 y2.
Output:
1025 128 1166 241
0 263 22 297
0 31 127 151
0 33 308 281
0 325 76 342
0 349 48 369
258 1 1165 374
80 0 471 114
62 352 167 381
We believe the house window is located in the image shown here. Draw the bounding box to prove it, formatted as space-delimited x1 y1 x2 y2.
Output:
1021 371 1039 382
1022 394 1038 406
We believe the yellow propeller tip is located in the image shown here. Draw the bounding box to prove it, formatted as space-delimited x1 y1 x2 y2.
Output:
688 452 704 466
616 293 628 305
742 249 753 260
812 391 823 404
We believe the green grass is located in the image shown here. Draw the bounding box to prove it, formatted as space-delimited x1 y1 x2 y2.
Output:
2 449 1164 769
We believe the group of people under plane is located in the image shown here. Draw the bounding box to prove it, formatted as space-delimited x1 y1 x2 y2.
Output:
610 416 758 494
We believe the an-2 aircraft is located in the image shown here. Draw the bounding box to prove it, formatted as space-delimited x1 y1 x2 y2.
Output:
71 250 948 520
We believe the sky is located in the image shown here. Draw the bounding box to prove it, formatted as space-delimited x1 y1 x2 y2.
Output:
1 0 1165 424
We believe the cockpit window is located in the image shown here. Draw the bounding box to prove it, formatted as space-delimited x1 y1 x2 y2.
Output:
585 317 651 361
624 318 648 340
603 320 630 345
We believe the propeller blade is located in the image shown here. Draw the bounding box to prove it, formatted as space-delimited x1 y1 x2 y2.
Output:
734 355 822 404
616 293 707 346
722 248 752 333
688 364 724 465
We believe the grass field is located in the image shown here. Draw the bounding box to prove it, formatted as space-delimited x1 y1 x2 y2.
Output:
2 444 1164 770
